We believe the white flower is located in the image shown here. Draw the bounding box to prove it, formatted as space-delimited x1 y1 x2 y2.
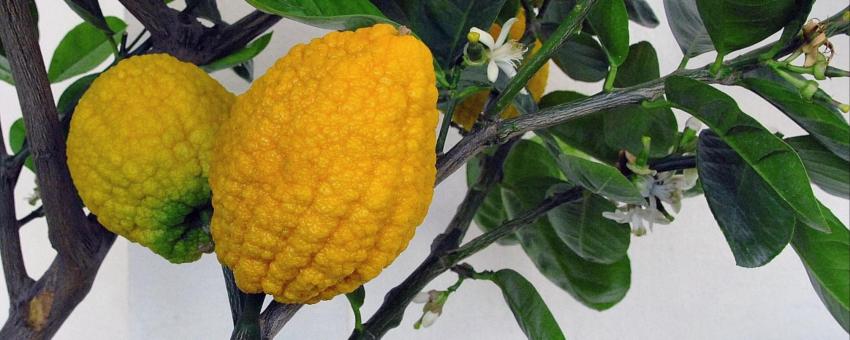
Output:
637 170 698 213
419 311 441 328
412 292 431 304
469 18 528 88
603 205 669 236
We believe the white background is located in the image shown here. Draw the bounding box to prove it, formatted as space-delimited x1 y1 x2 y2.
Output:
0 1 848 339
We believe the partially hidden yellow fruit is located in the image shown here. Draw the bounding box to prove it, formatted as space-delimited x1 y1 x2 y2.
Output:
67 54 235 263
210 24 438 304
453 10 549 131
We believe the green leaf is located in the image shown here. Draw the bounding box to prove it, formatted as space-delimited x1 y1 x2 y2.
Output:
614 41 659 87
203 33 273 72
503 140 563 183
246 0 391 31
549 33 609 83
792 205 850 332
785 136 849 199
547 190 630 264
64 0 113 34
549 152 644 205
503 177 631 310
697 131 795 267
764 0 814 58
496 0 520 24
373 0 506 68
665 76 828 232
466 154 516 245
587 0 630 66
743 76 850 162
47 16 126 83
542 91 618 163
57 73 99 116
8 118 33 171
696 0 797 55
232 61 255 82
624 0 658 28
486 269 566 340
662 0 713 58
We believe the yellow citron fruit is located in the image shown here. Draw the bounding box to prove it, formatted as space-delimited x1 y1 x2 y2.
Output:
67 54 234 263
453 9 549 131
210 24 438 304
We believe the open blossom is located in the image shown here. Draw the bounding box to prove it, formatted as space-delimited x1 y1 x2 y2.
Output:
604 170 698 235
413 290 445 329
469 18 527 86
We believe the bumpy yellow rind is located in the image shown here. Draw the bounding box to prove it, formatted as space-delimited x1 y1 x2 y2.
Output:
67 54 234 263
210 24 438 304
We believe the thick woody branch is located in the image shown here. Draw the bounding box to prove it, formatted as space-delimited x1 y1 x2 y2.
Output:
0 1 117 338
259 302 303 339
0 128 32 299
119 0 280 64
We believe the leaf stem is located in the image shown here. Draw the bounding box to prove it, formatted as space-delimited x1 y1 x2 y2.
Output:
603 64 618 92
677 55 690 70
709 52 726 75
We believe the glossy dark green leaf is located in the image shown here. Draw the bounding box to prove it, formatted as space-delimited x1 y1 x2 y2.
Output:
8 118 33 171
614 41 658 87
503 177 631 310
370 0 506 68
466 153 516 245
665 76 828 232
547 190 630 264
743 77 850 161
247 0 391 31
550 32 609 83
542 91 618 162
64 0 112 34
624 0 658 28
232 61 254 82
496 0 520 24
786 136 849 199
792 205 850 332
57 73 99 116
47 16 126 83
551 153 644 205
765 0 814 58
486 269 566 340
696 0 797 54
587 0 629 66
503 139 563 183
204 33 273 72
663 0 713 57
697 131 795 267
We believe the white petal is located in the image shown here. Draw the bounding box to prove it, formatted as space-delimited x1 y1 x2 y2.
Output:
497 18 519 46
421 311 440 328
602 210 629 224
413 292 430 304
496 60 517 79
681 168 699 190
470 27 495 49
487 61 499 83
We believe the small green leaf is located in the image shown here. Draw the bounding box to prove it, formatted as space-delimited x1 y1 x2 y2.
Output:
743 76 850 161
662 0 713 58
624 0 659 28
550 152 644 205
549 33 609 83
246 0 391 31
696 0 797 55
547 190 630 264
665 76 828 232
614 41 659 87
57 73 99 116
792 205 850 332
785 136 849 199
502 177 631 310
374 0 506 68
486 269 566 340
8 118 33 171
203 33 273 72
47 16 126 83
232 61 255 82
697 131 795 267
587 0 630 66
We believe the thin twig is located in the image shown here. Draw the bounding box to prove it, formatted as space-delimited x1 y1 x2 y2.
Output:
259 302 303 339
16 206 43 229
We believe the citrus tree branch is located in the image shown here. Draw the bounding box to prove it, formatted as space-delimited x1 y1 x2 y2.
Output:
0 122 33 299
0 1 117 338
119 0 280 64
